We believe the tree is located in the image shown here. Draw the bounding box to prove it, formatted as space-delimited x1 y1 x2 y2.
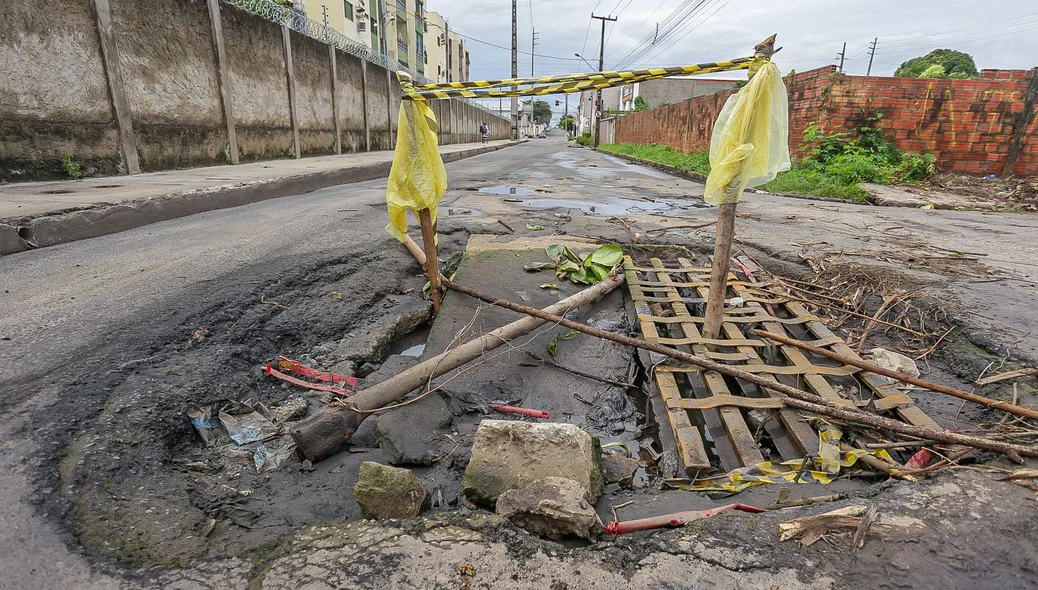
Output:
532 100 552 126
634 96 648 111
895 49 977 79
558 115 575 132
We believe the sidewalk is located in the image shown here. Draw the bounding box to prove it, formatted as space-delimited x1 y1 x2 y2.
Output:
0 139 520 255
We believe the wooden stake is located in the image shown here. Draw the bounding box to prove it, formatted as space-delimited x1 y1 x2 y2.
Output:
753 329 1038 422
703 201 738 340
417 208 441 312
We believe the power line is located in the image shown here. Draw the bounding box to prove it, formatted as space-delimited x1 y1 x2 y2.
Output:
625 0 731 69
612 0 716 69
605 0 671 61
426 22 584 61
874 18 1038 55
877 10 1038 49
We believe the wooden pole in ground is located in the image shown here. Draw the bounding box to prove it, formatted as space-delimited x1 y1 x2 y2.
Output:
752 329 1038 422
702 34 777 340
442 279 1037 463
417 208 441 312
290 275 625 461
702 201 737 340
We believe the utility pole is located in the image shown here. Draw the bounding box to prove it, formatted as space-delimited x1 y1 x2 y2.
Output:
866 37 878 76
564 94 569 138
322 4 329 42
510 0 518 140
591 13 617 147
836 41 846 73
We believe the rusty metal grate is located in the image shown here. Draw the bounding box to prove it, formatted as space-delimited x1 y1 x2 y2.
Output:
625 255 940 478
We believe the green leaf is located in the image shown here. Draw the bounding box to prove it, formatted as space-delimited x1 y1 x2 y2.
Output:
588 264 609 282
547 334 559 357
561 246 581 263
590 244 623 267
525 224 546 231
571 266 594 284
524 262 555 271
560 329 578 340
558 259 579 273
545 244 565 261
539 283 560 289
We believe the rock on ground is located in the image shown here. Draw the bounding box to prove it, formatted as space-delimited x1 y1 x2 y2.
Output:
353 461 427 519
601 451 640 486
496 477 604 541
463 420 603 506
372 393 454 465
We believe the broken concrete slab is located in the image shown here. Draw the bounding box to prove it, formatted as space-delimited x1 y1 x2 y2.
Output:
862 183 999 210
323 295 432 376
270 397 309 423
353 461 427 520
372 393 454 465
463 420 603 506
496 476 604 541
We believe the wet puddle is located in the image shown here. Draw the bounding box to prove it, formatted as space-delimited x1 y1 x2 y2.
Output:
517 196 708 216
440 206 485 217
479 185 536 196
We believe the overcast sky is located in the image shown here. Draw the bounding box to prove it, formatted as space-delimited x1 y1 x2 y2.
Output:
430 0 1037 116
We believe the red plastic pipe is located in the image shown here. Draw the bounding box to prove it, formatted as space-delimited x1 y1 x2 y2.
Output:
264 363 356 397
603 503 765 536
276 357 359 387
488 403 550 419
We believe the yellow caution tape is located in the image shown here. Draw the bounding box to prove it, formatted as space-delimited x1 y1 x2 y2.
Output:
668 426 895 494
384 73 447 243
399 57 755 101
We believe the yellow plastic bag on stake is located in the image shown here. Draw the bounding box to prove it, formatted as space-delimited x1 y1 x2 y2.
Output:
703 60 790 205
384 83 447 243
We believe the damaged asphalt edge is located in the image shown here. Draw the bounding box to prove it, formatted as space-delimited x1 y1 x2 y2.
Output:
0 142 524 256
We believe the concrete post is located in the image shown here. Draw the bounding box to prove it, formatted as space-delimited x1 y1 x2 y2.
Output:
329 45 341 155
206 0 238 164
386 69 394 148
282 25 301 159
90 0 140 174
361 60 370 151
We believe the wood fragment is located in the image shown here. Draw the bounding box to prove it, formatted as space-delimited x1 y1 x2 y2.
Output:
976 367 1038 387
856 293 901 354
754 329 1038 422
852 507 878 550
444 280 1038 463
418 208 441 312
703 202 738 341
779 505 867 546
497 218 515 232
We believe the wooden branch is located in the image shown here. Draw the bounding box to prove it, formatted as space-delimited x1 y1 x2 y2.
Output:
443 279 1038 463
289 275 625 461
753 329 1038 422
703 202 738 341
976 367 1038 387
418 208 441 312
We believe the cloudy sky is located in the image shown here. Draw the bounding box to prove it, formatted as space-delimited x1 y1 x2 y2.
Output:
429 0 1037 116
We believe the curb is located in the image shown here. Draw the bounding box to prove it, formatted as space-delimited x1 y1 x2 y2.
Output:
0 141 523 256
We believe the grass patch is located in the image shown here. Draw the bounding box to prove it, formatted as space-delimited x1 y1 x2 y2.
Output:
600 111 936 203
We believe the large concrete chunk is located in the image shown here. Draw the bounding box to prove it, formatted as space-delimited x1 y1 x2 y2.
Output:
496 477 604 541
463 420 603 506
353 461 427 520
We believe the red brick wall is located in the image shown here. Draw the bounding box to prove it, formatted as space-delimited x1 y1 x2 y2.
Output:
615 65 1038 177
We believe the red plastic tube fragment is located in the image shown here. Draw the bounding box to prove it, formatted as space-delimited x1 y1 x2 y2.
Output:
603 503 765 536
488 403 550 419
276 357 359 387
264 363 356 397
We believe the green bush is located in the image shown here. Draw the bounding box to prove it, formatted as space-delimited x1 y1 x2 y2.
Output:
896 152 937 182
61 155 82 180
576 131 594 146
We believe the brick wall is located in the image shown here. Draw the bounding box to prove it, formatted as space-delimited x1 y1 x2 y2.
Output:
616 65 1038 177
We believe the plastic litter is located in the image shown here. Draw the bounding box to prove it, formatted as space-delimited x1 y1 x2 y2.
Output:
868 348 920 379
603 503 765 536
703 59 790 205
385 74 447 243
219 400 280 445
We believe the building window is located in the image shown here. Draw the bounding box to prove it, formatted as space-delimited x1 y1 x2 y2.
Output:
344 1 354 21
416 32 424 61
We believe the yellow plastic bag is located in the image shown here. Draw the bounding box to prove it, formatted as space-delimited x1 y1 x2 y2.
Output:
703 60 790 205
384 97 447 243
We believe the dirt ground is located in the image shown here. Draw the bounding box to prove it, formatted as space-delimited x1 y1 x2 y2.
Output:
3 137 1038 588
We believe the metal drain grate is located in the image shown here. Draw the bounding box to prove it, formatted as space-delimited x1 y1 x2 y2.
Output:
625 255 940 477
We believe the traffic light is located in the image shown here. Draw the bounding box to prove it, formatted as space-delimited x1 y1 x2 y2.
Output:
555 100 560 106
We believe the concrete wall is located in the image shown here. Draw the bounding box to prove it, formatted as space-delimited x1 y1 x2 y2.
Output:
0 0 510 181
0 0 122 180
635 78 739 109
616 65 1038 177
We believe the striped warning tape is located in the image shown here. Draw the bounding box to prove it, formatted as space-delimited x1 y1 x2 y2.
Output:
399 56 758 101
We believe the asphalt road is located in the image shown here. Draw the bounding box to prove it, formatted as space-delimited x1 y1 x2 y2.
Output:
1 133 1036 588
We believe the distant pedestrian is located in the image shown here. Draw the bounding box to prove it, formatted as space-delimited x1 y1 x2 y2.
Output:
480 122 490 144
